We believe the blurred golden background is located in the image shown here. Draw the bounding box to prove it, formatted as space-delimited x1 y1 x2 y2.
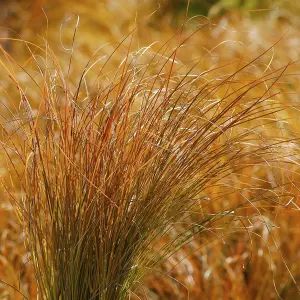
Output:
0 1 300 299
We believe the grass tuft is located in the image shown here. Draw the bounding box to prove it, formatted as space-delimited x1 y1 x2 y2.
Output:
0 19 299 299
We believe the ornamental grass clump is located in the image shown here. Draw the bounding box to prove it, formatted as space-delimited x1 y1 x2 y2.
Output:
0 18 298 299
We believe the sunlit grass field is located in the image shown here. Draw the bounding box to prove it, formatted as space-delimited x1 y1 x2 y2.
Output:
0 1 299 299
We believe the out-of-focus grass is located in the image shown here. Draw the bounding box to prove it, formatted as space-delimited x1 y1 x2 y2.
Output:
0 1 299 299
